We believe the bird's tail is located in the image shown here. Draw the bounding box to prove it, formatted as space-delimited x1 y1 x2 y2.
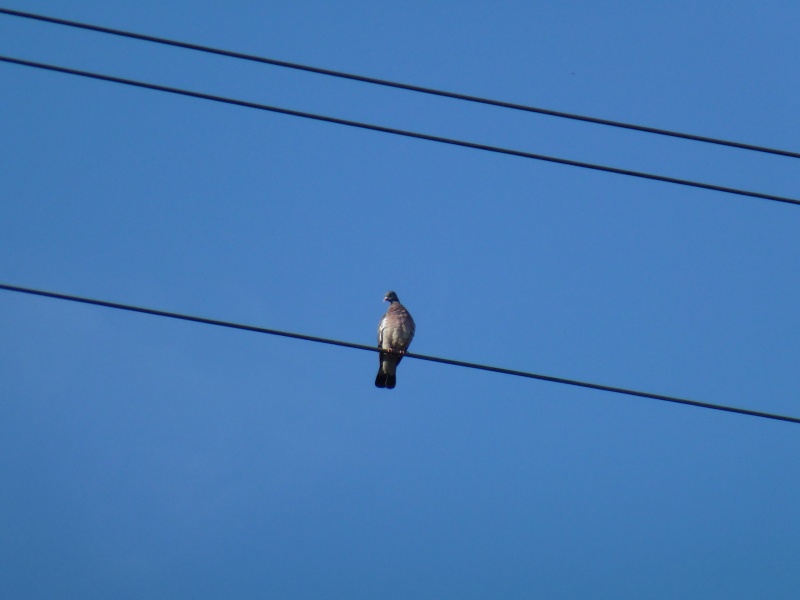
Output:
376 352 400 390
375 371 388 388
375 371 397 389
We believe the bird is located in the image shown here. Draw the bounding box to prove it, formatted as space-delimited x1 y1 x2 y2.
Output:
375 291 415 389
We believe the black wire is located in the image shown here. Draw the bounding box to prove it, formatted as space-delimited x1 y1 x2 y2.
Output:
2 6 798 160
2 56 799 207
2 282 798 426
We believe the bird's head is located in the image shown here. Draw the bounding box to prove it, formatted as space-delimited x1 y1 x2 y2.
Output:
384 291 399 303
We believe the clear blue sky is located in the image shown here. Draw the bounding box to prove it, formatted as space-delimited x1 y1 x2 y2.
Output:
2 1 800 598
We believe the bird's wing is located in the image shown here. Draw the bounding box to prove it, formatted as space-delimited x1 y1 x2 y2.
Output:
377 314 387 348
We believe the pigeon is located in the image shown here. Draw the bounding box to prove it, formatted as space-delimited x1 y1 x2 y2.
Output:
375 291 416 389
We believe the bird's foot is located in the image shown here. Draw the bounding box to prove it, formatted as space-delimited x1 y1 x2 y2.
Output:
380 348 406 356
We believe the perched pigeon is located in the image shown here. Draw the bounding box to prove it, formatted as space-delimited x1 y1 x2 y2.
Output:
375 291 416 389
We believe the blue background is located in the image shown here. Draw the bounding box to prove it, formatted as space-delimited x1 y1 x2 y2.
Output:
2 1 799 598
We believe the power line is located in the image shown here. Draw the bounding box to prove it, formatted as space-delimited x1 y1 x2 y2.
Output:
1 281 798 426
2 6 798 161
2 55 799 208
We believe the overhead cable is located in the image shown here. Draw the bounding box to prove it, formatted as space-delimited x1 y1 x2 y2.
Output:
1 6 798 160
2 282 798 426
2 55 798 207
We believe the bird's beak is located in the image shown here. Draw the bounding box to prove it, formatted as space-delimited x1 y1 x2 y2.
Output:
383 296 389 302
